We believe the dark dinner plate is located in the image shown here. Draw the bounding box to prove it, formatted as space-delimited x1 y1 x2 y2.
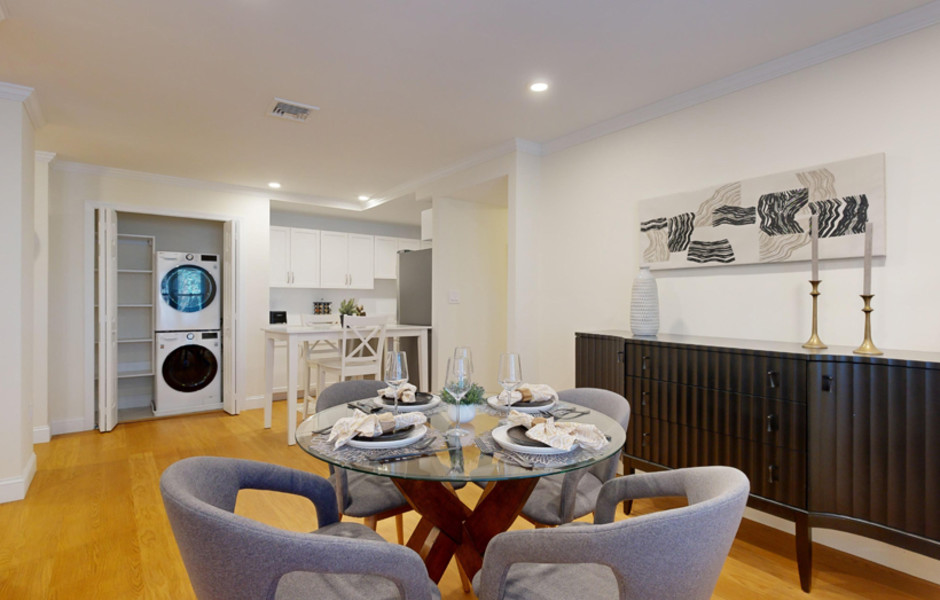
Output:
510 397 554 408
352 425 416 442
381 391 434 406
506 425 550 448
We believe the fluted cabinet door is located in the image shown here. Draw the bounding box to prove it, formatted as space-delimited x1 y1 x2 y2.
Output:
575 334 625 396
809 361 939 540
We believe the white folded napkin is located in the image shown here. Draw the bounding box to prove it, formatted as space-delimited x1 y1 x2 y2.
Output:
379 383 417 403
506 409 607 451
493 383 557 406
327 410 427 448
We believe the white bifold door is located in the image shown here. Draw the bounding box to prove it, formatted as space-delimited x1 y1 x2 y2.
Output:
96 210 240 432
96 208 119 432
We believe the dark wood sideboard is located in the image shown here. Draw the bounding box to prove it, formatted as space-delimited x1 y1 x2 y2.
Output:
575 331 939 592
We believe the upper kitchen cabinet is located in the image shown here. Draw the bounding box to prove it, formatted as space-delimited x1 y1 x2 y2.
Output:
375 236 422 279
320 231 374 289
270 226 321 288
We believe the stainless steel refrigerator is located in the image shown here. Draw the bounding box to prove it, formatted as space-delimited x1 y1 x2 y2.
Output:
397 248 431 387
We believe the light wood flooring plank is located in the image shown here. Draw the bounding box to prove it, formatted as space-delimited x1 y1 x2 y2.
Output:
0 402 937 599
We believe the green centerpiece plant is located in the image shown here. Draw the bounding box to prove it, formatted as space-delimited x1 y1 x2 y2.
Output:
338 298 365 324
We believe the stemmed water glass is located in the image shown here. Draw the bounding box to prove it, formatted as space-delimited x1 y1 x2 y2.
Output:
498 353 522 404
384 351 408 414
444 356 472 437
453 346 474 377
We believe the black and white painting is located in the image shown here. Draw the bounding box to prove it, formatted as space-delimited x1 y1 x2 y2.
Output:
639 154 885 270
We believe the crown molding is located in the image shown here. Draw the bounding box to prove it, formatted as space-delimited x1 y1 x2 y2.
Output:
35 151 56 164
0 81 33 102
542 1 940 155
53 161 363 211
24 93 45 129
366 137 543 209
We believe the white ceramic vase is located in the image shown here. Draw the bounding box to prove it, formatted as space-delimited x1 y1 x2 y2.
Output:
630 266 660 336
447 403 476 424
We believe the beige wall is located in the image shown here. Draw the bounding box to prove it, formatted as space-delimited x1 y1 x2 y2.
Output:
431 196 508 393
535 24 940 391
531 24 940 582
47 166 270 431
0 95 36 501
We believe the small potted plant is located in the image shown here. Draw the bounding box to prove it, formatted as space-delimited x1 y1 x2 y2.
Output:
338 298 365 325
440 382 486 424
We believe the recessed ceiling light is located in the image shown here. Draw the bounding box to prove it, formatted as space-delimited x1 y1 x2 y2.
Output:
358 195 370 201
529 81 549 92
268 182 281 189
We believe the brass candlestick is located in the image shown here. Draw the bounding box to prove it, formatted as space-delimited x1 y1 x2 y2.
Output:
802 280 827 349
853 294 883 355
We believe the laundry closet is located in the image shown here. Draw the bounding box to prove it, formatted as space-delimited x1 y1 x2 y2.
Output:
95 210 231 430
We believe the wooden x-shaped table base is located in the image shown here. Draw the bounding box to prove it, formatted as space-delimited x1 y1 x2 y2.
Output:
393 477 539 582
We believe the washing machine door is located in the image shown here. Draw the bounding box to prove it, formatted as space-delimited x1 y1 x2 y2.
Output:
162 344 219 392
160 265 217 313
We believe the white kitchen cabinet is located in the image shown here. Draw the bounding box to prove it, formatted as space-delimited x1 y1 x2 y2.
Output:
270 226 320 288
420 239 433 249
374 236 399 279
320 232 374 289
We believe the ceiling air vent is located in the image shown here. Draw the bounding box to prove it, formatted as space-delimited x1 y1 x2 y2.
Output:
267 97 319 122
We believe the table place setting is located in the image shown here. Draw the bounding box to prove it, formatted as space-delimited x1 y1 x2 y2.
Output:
374 383 443 412
301 410 450 464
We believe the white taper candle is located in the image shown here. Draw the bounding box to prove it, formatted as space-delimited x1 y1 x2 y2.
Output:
863 223 873 295
810 213 819 280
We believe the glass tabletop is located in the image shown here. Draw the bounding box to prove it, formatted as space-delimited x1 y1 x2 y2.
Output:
294 400 627 483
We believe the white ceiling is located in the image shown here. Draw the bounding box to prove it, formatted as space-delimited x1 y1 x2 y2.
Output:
0 0 934 223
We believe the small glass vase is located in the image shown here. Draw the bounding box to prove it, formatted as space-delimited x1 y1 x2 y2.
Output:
447 403 476 425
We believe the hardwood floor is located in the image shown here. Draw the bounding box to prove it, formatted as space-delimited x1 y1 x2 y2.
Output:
1 403 937 599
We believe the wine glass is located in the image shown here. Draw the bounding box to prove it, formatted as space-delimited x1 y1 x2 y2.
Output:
384 351 408 413
498 353 522 404
453 346 474 378
444 356 472 437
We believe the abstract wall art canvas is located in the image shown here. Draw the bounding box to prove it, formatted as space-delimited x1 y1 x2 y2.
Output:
639 154 885 270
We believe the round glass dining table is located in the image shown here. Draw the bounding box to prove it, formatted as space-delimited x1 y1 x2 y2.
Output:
295 401 626 584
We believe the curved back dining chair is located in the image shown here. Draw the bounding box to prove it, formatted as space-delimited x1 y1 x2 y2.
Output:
520 387 631 526
160 456 439 600
474 466 750 600
316 379 411 544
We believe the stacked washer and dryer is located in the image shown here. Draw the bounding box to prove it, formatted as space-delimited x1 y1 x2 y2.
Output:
153 251 223 416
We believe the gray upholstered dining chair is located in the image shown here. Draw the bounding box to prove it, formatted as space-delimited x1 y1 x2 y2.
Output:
160 456 439 600
316 379 412 544
473 466 750 600
520 387 631 526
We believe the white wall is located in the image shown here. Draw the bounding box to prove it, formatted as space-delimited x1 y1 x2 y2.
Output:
118 211 224 254
0 95 36 502
532 24 940 582
431 196 508 392
536 24 940 390
33 152 54 444
48 165 270 431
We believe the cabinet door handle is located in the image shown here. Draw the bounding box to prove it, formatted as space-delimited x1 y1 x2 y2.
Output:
768 464 779 484
616 350 624 363
767 370 778 389
641 432 650 447
641 391 648 407
766 413 778 433
642 355 650 371
821 374 834 393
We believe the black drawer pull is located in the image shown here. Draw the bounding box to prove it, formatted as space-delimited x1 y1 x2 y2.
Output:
768 464 779 484
642 355 650 371
766 414 778 433
616 351 624 363
767 370 779 389
821 374 834 393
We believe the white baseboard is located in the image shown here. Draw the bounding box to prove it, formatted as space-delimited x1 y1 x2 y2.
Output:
743 507 940 586
50 417 91 436
0 452 37 504
32 425 51 444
